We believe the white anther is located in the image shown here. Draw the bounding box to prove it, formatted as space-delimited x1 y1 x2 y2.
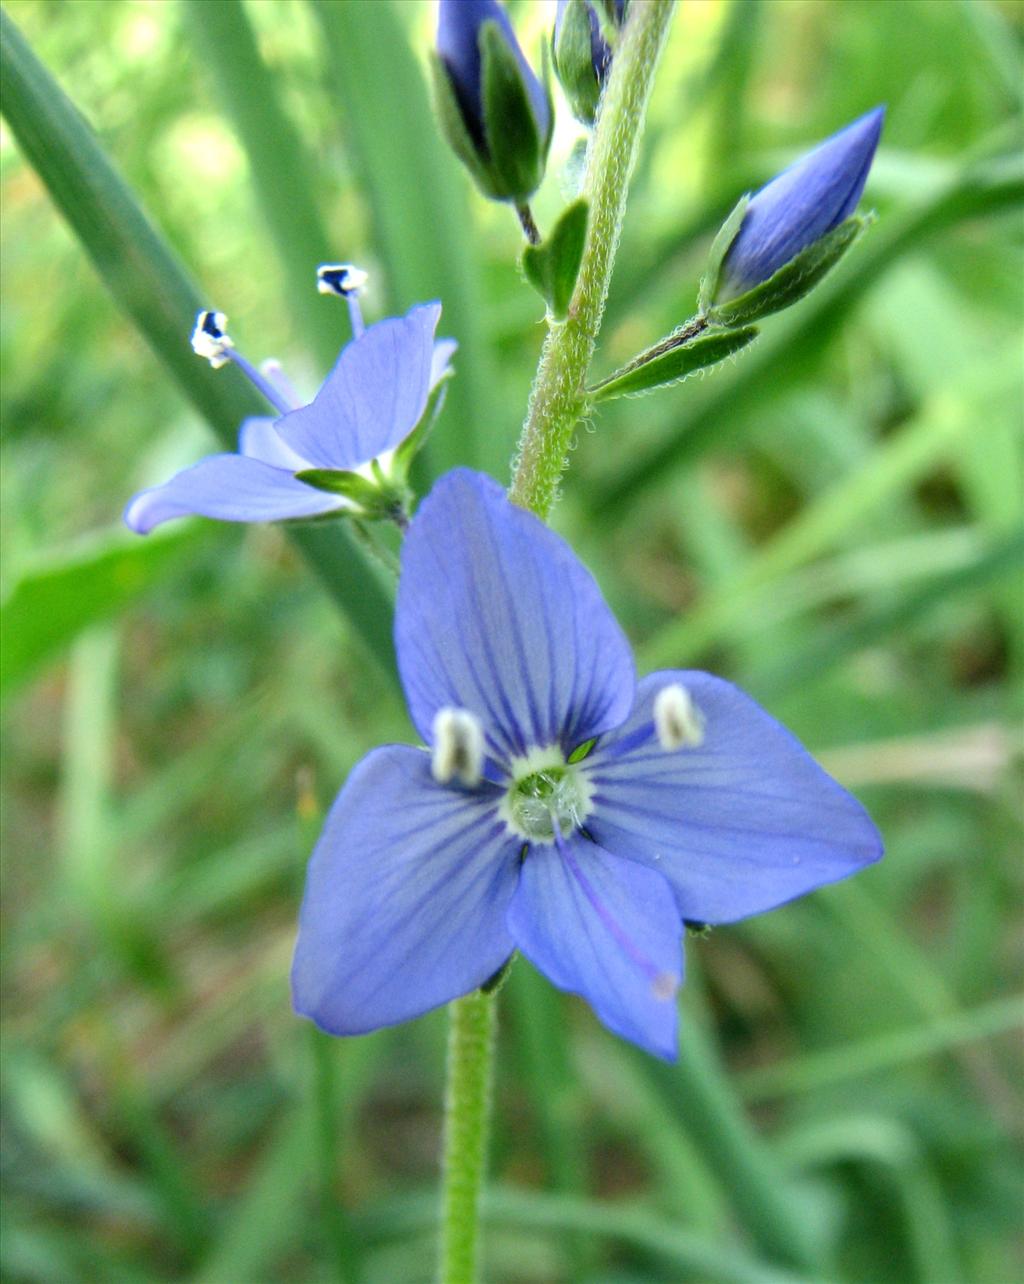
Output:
316 263 369 297
653 683 705 750
191 310 234 369
431 707 485 787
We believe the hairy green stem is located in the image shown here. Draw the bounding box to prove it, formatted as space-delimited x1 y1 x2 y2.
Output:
509 0 677 519
439 991 497 1284
439 8 676 1279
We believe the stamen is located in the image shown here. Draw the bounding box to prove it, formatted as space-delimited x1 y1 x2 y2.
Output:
189 310 293 416
260 360 303 413
316 263 368 339
654 682 705 750
431 707 485 788
555 831 678 1004
191 310 234 368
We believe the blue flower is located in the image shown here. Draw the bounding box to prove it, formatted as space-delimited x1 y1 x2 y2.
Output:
292 469 882 1060
438 0 550 148
124 297 455 534
718 106 885 301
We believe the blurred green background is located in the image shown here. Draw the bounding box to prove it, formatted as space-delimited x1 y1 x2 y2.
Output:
2 1 1022 1281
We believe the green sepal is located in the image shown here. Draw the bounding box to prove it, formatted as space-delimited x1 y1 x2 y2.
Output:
707 213 873 327
521 198 589 320
391 377 451 478
295 469 383 505
295 467 412 523
597 0 627 25
590 325 759 401
698 193 749 314
567 736 597 763
429 50 502 200
552 0 601 127
480 19 551 202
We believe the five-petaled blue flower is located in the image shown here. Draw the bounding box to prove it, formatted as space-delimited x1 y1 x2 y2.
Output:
292 469 882 1060
718 106 885 301
124 299 455 533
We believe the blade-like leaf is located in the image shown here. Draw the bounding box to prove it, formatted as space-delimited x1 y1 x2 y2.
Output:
591 326 758 400
1 526 206 699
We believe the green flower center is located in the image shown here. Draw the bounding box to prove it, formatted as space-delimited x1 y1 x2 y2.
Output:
500 748 593 842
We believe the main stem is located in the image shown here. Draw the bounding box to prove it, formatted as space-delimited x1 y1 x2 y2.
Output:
438 8 675 1281
439 990 496 1284
509 0 677 520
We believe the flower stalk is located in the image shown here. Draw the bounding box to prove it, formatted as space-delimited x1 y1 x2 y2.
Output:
509 0 677 520
439 6 677 1276
440 990 497 1284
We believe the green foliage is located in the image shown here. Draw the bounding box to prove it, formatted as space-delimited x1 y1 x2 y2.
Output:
2 1 1022 1282
591 324 759 400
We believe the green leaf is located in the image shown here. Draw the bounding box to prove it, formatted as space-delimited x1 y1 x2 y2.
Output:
0 10 398 680
697 192 748 313
521 199 589 320
0 526 206 700
591 326 759 400
708 214 871 326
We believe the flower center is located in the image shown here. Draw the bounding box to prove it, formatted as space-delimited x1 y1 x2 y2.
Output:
500 747 593 842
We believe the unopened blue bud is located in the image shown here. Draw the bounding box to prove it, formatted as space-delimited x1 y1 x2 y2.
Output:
716 106 885 301
434 0 552 204
553 0 626 126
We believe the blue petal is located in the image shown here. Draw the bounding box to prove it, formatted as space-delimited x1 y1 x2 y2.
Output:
292 745 520 1035
275 304 441 470
431 338 459 390
123 453 345 534
438 0 550 144
238 416 312 470
721 106 885 296
396 469 636 765
507 833 682 1060
585 671 883 924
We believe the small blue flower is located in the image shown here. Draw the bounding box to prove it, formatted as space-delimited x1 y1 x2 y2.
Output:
292 469 882 1060
718 106 885 300
438 0 550 148
124 297 455 534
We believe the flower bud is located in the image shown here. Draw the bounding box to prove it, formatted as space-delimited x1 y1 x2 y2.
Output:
433 0 553 204
709 107 884 308
552 0 626 127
